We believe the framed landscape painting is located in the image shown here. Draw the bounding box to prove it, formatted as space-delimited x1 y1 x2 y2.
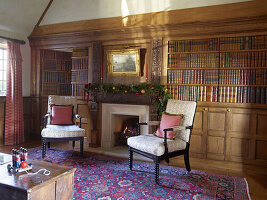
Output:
107 49 140 76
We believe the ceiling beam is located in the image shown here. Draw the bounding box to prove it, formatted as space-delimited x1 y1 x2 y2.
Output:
35 0 54 27
0 35 25 45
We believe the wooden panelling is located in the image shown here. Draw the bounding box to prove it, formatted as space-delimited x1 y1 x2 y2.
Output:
0 121 3 145
0 97 40 144
206 104 227 161
207 136 225 155
190 135 203 154
231 113 250 133
77 104 89 119
81 123 89 139
257 114 267 136
193 111 203 130
41 97 48 118
77 101 91 140
23 97 40 140
30 0 267 38
256 140 267 160
196 103 267 164
208 111 226 138
230 138 250 160
208 112 225 131
0 98 5 145
190 107 207 158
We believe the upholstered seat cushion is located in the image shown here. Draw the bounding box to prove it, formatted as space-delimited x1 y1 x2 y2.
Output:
127 135 186 156
41 125 85 138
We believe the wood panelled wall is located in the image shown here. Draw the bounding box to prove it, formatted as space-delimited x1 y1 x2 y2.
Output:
0 98 5 144
0 97 40 145
28 0 267 168
192 102 267 166
23 97 40 140
30 0 267 37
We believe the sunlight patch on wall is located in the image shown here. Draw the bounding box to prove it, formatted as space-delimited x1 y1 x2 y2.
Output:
121 0 130 26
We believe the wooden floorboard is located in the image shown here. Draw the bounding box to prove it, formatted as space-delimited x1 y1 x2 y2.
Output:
1 140 266 200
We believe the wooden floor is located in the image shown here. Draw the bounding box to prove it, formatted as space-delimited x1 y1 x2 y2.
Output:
1 140 267 200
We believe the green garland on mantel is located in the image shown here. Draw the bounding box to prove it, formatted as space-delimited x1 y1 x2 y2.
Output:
85 83 173 117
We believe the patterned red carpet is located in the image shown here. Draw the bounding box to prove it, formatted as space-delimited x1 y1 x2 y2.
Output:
29 147 250 200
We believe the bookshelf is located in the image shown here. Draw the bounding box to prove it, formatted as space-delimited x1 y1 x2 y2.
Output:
71 48 89 97
41 50 72 96
167 35 267 104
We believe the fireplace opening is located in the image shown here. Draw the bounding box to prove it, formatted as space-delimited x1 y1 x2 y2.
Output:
113 115 139 146
101 103 149 148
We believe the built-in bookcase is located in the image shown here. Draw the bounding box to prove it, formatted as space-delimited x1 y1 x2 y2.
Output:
41 50 72 96
71 48 89 97
167 35 267 104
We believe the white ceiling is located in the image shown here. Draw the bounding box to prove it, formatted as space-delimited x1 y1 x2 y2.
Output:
0 0 49 39
0 0 251 39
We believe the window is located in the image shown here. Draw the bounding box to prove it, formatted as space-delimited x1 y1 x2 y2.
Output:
0 43 7 96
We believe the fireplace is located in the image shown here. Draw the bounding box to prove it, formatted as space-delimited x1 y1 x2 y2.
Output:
114 116 139 146
101 103 149 148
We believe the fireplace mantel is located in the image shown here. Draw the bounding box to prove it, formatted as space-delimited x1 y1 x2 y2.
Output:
89 94 158 148
95 93 155 105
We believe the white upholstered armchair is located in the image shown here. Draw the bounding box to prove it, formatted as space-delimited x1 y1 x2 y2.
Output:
127 99 197 184
41 95 85 158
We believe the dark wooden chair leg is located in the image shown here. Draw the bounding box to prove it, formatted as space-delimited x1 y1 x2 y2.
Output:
42 139 46 159
155 158 160 184
165 157 169 166
72 141 75 149
47 142 50 149
80 138 84 157
129 148 133 171
184 150 191 172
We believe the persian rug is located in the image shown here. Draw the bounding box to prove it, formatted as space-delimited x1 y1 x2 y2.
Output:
29 147 250 200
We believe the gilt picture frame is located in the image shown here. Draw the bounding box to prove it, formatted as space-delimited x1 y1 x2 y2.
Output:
107 49 140 76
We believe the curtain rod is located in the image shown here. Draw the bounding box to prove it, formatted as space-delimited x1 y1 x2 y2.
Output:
0 35 26 45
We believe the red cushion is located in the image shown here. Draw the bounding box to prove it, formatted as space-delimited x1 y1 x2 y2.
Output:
154 113 183 139
51 105 73 125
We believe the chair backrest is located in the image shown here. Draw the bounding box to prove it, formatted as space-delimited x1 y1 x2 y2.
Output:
47 95 78 125
48 95 78 114
165 99 197 143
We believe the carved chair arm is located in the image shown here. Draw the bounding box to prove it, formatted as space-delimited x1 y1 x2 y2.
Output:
75 114 82 128
43 113 51 128
163 125 193 154
137 121 160 135
137 121 160 126
163 125 193 132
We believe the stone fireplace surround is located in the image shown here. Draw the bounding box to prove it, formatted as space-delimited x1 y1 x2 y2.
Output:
101 103 149 148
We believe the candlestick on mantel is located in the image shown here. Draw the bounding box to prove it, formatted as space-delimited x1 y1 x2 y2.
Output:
100 65 103 77
100 63 103 83
146 64 148 80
